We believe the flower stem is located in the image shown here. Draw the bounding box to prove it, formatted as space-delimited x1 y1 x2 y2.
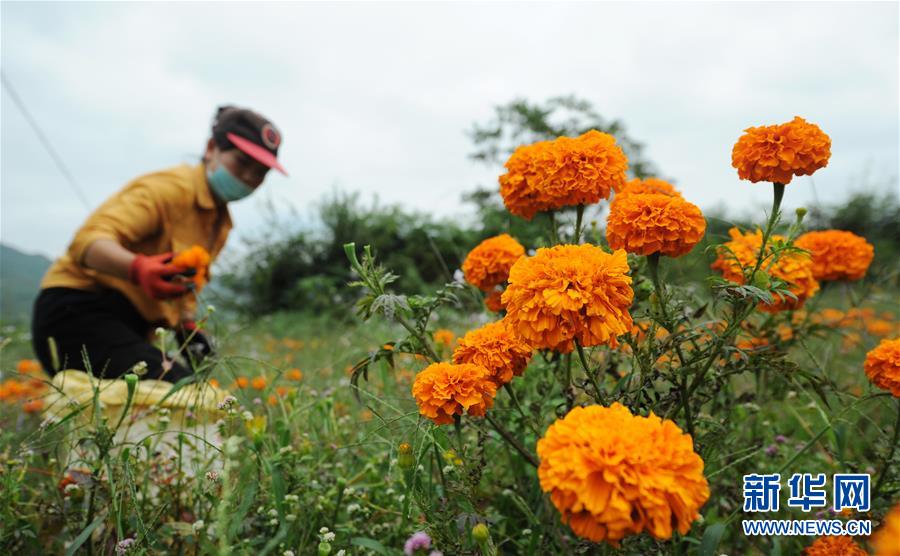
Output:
648 253 696 437
687 182 785 398
647 253 671 324
549 211 559 245
433 438 448 495
574 204 585 244
750 182 786 278
504 383 539 435
486 413 539 468
575 339 606 405
678 377 696 439
396 315 440 362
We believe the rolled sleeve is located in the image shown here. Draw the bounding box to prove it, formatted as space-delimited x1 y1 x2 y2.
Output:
68 181 163 265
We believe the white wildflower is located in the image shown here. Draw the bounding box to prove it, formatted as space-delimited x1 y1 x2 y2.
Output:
132 361 148 376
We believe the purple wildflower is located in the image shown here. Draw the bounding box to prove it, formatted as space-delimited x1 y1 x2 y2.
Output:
115 538 135 555
765 444 778 457
774 434 788 444
404 531 432 555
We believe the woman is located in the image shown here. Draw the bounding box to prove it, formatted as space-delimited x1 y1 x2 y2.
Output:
31 105 287 382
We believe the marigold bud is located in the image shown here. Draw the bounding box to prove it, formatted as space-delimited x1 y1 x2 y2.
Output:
750 270 771 290
795 207 807 220
398 442 415 469
472 522 490 543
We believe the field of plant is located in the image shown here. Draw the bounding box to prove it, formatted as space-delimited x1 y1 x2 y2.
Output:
2 113 899 555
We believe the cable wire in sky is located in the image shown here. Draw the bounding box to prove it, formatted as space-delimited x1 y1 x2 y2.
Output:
1 71 91 210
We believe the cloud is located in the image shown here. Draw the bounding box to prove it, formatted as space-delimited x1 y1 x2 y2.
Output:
2 2 897 259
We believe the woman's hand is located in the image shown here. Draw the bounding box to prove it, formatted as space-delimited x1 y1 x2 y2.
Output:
128 253 190 300
83 239 190 300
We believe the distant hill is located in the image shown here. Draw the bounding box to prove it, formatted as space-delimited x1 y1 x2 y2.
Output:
1 244 52 323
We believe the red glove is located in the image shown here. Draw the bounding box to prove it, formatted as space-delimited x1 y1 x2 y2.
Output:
128 253 190 300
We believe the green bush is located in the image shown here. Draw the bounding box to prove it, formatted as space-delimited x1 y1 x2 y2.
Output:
221 192 482 317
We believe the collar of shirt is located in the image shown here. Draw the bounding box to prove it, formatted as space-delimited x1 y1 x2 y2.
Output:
194 163 218 210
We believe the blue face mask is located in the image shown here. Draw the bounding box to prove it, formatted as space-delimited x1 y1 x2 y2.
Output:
207 164 254 203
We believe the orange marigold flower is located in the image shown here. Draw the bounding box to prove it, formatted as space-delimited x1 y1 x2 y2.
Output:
251 376 267 390
484 289 505 313
432 329 457 348
234 376 249 389
22 398 44 414
411 362 497 425
732 116 831 185
842 308 876 329
606 193 707 257
208 378 220 388
868 319 898 338
462 234 526 291
864 338 900 397
803 535 867 556
502 244 633 352
16 359 42 374
537 403 709 545
795 230 874 282
0 379 30 401
498 140 554 220
736 336 770 352
711 227 819 312
171 245 212 291
612 178 681 206
452 319 533 386
777 323 794 342
499 131 628 220
872 504 900 556
814 308 845 327
287 368 303 381
58 474 77 494
58 468 90 494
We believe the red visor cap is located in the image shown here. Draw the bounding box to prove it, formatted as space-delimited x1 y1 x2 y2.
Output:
226 132 288 176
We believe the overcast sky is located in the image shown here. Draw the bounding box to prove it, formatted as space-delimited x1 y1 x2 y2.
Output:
2 2 897 261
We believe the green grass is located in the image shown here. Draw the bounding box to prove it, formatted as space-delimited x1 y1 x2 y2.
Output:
1 279 898 554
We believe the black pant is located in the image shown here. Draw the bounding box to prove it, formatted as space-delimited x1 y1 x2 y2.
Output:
31 287 191 382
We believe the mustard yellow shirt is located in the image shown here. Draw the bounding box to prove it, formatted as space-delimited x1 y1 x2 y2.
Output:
41 163 232 327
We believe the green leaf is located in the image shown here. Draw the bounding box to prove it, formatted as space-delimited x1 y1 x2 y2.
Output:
697 522 726 556
350 537 390 555
65 516 104 556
